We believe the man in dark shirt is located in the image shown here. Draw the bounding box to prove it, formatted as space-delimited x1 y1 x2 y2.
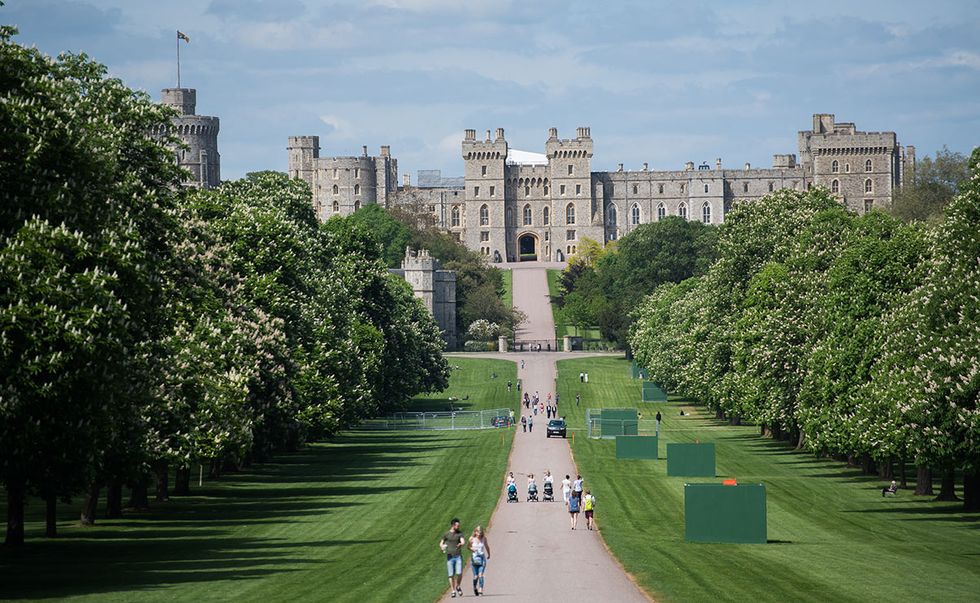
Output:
439 518 466 597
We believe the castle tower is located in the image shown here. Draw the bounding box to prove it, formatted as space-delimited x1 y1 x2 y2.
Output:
546 127 595 260
287 136 320 186
160 88 220 188
462 128 508 261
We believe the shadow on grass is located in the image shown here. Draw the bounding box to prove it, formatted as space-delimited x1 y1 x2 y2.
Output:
0 431 445 599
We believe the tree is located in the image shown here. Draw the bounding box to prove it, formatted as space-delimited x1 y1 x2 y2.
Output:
890 147 970 222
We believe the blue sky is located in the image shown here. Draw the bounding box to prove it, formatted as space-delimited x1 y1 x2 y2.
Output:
5 0 979 180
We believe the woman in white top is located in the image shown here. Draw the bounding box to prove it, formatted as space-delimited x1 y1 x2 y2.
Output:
469 526 491 596
505 471 515 486
561 474 572 506
543 471 554 486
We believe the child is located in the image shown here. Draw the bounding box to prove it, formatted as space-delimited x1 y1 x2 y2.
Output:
583 490 596 530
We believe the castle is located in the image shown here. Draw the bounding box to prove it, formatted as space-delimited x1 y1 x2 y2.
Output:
155 88 221 188
388 248 457 348
289 114 915 262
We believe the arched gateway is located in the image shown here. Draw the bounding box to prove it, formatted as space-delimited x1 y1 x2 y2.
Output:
518 233 538 261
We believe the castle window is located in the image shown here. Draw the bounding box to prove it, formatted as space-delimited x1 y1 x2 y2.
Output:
658 183 664 194
865 178 873 193
354 200 360 211
354 168 359 178
679 202 688 220
702 202 711 224
606 205 617 226
523 204 532 226
332 200 339 212
566 229 576 241
565 203 576 225
543 206 550 225
506 207 514 226
479 204 489 225
680 183 685 193
832 179 840 193
333 168 339 179
845 163 850 173
482 165 487 176
657 203 665 221
560 184 566 196
631 203 641 226
575 184 582 196
768 182 774 192
451 205 461 227
832 160 839 174
704 184 709 194
544 186 549 195
743 182 749 193
545 231 550 241
568 164 574 175
354 184 360 195
480 231 489 242
633 184 638 195
864 199 873 213
525 186 531 197
474 186 480 197
333 184 339 195
865 159 873 172
490 186 496 197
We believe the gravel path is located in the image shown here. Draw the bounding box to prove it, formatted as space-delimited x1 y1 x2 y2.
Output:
438 265 649 601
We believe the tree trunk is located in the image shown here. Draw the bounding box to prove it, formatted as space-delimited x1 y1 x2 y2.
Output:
899 458 907 489
935 469 958 502
914 465 933 495
5 480 26 546
760 423 767 436
128 481 149 510
795 430 806 450
105 481 123 519
729 416 742 426
715 409 725 420
155 463 169 502
80 483 100 526
45 494 57 538
860 454 876 475
879 459 894 480
173 467 191 496
963 468 979 512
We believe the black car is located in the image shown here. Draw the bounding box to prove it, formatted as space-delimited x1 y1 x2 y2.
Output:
546 419 566 438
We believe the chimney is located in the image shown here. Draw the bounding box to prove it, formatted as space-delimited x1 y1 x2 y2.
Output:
617 163 624 172
643 162 648 171
495 127 505 141
380 145 390 157
716 158 722 170
362 145 368 157
403 174 411 187
548 127 558 138
685 161 694 171
465 129 476 141
486 129 492 141
745 162 751 170
576 126 591 139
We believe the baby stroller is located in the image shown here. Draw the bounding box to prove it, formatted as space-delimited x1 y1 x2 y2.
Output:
527 482 539 502
507 483 518 503
543 481 554 502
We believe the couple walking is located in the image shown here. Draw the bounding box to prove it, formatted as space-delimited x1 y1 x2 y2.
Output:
561 474 596 529
440 518 491 597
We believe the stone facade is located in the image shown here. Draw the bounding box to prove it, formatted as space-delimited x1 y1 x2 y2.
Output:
289 113 914 262
157 88 220 188
388 248 457 349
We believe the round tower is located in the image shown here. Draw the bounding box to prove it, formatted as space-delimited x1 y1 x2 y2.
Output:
160 88 220 188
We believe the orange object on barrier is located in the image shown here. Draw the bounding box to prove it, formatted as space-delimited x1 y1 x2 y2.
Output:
723 479 738 486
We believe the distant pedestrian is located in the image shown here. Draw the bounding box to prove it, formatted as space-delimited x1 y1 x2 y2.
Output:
584 372 589 383
440 518 466 598
572 475 583 500
562 474 571 506
528 416 533 432
521 359 525 370
521 416 527 432
584 490 596 530
507 381 512 392
469 525 491 596
533 404 538 416
568 491 581 529
576 393 581 406
555 392 560 405
579 372 584 382
508 409 515 425
517 380 522 392
546 406 551 419
655 411 662 436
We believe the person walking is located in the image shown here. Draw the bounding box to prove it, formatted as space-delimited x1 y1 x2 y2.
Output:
508 408 515 426
440 518 466 598
521 359 525 370
561 474 572 506
576 393 581 407
533 403 538 416
507 380 512 392
568 490 581 529
655 411 662 436
583 490 596 530
572 474 584 500
528 415 534 433
521 416 527 432
469 525 491 596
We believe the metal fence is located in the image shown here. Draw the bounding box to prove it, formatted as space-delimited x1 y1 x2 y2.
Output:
586 409 658 438
355 408 514 431
510 339 558 352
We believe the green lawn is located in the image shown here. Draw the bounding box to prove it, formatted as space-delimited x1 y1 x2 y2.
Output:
556 356 980 603
405 357 518 413
501 269 513 310
0 359 516 602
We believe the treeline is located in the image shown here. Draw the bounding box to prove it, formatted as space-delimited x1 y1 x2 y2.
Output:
334 202 524 340
0 29 448 545
554 219 718 347
629 164 980 510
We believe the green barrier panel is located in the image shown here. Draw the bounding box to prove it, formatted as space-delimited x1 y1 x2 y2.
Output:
641 382 667 402
600 408 638 437
616 435 659 459
630 361 648 380
667 443 716 477
684 483 767 544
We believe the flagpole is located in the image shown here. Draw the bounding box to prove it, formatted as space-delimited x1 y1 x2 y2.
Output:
176 30 181 88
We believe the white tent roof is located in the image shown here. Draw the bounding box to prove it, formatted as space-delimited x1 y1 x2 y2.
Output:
506 149 548 166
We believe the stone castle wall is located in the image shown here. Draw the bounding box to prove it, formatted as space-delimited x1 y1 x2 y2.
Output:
157 88 221 188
